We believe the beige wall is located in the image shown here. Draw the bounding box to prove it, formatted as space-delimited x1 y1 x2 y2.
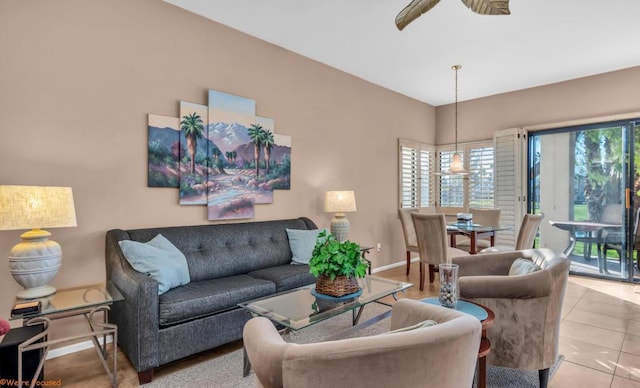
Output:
436 66 640 144
0 0 434 329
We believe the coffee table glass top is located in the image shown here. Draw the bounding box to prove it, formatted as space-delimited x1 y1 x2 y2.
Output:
238 275 413 330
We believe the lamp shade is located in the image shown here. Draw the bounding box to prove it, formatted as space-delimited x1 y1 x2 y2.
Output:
324 191 357 213
0 186 77 231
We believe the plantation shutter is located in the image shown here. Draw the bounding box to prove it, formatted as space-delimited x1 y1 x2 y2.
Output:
467 144 495 208
493 128 526 246
399 139 434 209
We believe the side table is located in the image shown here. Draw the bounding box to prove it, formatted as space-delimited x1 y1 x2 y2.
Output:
10 282 123 388
421 298 495 388
360 246 374 275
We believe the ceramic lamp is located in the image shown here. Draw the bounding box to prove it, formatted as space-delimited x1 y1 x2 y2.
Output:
324 191 356 241
0 186 77 299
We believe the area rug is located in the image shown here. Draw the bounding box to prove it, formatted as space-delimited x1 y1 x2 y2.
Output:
147 302 562 388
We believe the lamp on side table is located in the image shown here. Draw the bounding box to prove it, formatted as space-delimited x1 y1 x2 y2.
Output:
324 190 357 242
0 186 77 299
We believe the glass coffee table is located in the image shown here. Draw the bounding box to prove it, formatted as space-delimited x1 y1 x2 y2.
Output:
239 275 413 376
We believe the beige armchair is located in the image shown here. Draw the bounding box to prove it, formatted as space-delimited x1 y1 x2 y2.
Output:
243 299 482 388
411 213 469 290
481 213 544 252
452 248 570 388
455 208 502 252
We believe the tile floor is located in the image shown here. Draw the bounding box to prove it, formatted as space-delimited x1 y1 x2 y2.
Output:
42 265 640 387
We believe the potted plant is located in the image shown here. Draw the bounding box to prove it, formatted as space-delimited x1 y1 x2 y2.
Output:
309 231 369 297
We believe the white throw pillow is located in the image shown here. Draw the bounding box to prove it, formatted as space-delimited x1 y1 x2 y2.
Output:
387 319 438 334
508 258 541 276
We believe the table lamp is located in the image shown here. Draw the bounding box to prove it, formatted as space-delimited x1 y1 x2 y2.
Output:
0 185 77 299
324 191 357 241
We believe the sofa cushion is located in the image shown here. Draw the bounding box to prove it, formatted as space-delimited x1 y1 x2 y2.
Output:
247 265 316 293
118 234 190 295
508 258 542 276
286 228 326 265
158 275 275 326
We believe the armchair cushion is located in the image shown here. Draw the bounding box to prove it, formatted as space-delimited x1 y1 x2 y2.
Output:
508 258 542 276
118 234 190 295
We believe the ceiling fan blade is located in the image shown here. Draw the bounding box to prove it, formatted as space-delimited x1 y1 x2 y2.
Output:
461 0 510 15
395 0 441 31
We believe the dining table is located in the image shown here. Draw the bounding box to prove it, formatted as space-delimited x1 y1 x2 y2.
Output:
447 222 511 254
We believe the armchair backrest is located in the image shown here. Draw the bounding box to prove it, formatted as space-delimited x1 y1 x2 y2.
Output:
243 299 482 388
514 213 544 250
411 213 449 266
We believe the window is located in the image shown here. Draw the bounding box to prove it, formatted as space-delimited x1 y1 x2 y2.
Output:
399 138 494 210
436 141 495 209
398 139 434 209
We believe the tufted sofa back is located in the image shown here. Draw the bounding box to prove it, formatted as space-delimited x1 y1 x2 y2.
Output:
106 217 317 282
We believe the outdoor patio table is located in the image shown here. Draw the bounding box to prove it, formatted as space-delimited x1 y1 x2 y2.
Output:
549 220 621 273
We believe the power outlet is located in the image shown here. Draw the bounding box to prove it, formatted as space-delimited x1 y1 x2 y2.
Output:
376 243 382 252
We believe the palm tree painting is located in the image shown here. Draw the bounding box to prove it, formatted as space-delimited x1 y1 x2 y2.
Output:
262 129 274 174
247 123 264 178
179 101 209 205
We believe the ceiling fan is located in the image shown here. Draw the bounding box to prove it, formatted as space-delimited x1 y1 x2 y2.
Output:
395 0 510 30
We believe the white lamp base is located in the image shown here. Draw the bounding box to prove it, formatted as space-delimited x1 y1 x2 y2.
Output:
330 213 350 242
9 229 61 300
16 285 56 299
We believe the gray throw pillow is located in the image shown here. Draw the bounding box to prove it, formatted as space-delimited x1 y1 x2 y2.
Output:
508 258 542 276
119 234 190 294
286 228 327 265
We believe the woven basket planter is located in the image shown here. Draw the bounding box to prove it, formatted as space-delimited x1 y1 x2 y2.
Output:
315 274 360 297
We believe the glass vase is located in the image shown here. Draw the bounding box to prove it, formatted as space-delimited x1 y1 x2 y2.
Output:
438 263 459 308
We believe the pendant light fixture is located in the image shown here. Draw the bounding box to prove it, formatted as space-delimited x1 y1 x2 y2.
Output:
448 64 468 175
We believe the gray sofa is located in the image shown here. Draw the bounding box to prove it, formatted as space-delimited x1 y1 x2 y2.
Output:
105 217 318 384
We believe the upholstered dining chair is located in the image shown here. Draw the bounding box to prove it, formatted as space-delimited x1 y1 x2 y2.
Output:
481 213 544 253
411 213 470 290
398 208 436 275
455 208 502 252
452 248 570 388
243 298 482 388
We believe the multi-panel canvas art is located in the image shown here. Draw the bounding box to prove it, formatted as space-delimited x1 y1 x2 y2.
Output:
148 89 292 220
148 114 180 188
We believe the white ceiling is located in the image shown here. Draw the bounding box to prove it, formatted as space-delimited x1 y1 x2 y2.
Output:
163 0 640 106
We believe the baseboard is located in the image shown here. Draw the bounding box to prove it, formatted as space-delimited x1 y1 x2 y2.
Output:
45 335 113 360
371 257 419 273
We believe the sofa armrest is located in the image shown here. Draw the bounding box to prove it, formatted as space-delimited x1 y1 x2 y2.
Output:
105 230 160 373
452 250 523 276
459 270 552 300
243 317 291 388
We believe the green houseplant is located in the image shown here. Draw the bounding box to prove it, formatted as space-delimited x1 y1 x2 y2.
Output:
308 231 369 297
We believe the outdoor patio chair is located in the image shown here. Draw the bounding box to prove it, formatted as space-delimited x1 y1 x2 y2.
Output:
601 207 640 273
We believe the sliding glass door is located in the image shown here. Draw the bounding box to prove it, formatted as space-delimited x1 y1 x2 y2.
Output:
528 120 638 281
